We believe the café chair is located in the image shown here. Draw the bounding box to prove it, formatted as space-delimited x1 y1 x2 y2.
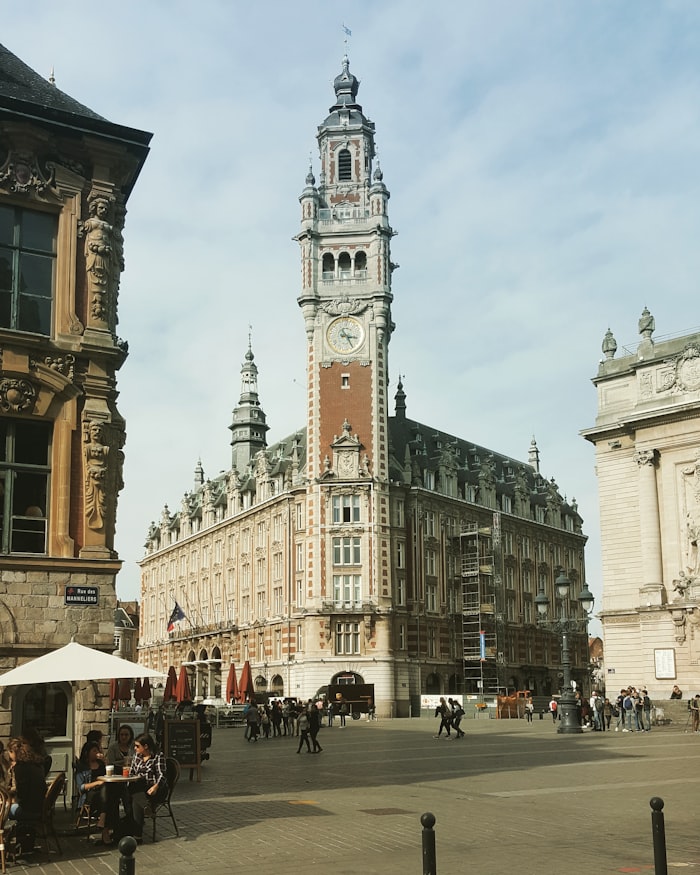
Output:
0 786 12 873
144 757 180 841
10 772 65 863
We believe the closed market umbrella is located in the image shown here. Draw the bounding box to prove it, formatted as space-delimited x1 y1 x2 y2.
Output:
134 678 144 704
118 677 132 703
109 678 119 707
225 663 239 704
163 666 177 702
238 660 254 702
175 665 192 703
141 677 152 701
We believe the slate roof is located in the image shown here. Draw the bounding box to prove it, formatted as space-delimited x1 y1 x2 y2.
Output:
0 43 105 120
0 43 151 154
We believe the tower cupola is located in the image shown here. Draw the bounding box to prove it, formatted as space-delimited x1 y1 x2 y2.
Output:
229 340 269 472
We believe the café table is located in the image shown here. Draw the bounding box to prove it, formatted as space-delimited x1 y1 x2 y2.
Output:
97 774 141 841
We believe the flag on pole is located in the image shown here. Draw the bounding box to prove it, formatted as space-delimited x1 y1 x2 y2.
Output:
167 602 186 633
342 24 352 36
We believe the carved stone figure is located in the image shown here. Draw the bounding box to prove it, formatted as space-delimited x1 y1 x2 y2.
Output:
638 307 655 341
82 194 116 323
84 421 109 530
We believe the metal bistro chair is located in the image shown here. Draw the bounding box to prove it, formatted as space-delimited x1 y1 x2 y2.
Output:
144 757 180 842
0 786 12 874
10 771 65 863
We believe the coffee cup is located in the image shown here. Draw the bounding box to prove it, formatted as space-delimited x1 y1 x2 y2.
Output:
122 766 130 777
105 765 114 777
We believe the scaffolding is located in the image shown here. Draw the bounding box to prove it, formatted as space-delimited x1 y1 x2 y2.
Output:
459 515 504 696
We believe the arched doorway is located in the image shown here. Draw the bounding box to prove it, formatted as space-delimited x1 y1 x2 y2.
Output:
269 674 284 696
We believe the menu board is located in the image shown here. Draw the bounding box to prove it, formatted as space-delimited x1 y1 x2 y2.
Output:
163 719 201 782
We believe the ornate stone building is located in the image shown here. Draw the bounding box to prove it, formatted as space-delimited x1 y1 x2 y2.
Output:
583 310 700 697
138 58 590 716
0 44 150 754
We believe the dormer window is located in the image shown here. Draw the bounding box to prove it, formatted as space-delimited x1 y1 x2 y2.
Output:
338 149 352 181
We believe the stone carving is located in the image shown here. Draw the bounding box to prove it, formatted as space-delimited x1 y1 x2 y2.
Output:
675 344 700 393
0 378 37 413
602 328 617 360
83 421 109 530
638 307 655 341
81 192 117 323
319 296 367 317
634 448 656 467
43 354 75 379
0 151 54 196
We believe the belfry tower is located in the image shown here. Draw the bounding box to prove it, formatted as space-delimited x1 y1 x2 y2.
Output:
296 57 396 690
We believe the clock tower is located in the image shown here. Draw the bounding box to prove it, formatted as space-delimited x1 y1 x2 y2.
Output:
296 57 396 689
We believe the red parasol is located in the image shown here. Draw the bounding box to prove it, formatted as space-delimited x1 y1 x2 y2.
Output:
238 660 255 702
225 662 239 704
133 678 144 703
118 677 132 703
109 678 119 708
163 666 177 702
175 665 192 703
141 677 152 701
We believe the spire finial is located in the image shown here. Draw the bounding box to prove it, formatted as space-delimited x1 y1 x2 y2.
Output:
48 66 56 86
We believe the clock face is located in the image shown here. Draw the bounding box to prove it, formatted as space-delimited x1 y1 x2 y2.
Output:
327 317 364 354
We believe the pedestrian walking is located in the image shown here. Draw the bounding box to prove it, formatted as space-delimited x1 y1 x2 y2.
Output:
548 698 558 723
434 697 452 738
308 704 323 753
296 709 312 753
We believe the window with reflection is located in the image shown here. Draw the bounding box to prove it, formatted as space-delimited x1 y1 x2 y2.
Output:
0 418 50 553
0 205 57 335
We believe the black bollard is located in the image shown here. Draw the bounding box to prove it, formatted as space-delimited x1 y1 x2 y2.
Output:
118 836 137 875
649 797 667 875
421 812 437 875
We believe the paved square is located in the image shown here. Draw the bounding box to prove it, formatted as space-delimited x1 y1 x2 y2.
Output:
10 716 700 875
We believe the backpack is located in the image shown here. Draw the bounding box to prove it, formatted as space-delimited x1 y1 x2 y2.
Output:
623 696 633 710
594 697 604 712
298 714 309 731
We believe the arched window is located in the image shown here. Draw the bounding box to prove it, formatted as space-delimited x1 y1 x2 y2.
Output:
354 251 367 275
338 149 352 181
338 252 351 279
322 252 334 279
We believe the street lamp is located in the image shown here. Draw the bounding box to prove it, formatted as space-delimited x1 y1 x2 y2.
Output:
536 570 595 735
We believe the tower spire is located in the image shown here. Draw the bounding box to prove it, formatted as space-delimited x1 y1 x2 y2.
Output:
229 337 269 472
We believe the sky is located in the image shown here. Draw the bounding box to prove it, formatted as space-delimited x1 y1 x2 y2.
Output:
5 1 700 635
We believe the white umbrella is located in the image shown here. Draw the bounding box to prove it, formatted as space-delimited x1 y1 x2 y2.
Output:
0 641 165 686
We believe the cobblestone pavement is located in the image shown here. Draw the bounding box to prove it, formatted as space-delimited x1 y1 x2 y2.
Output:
8 715 700 875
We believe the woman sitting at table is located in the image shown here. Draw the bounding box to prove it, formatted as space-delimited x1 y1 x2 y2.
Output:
7 737 45 821
106 725 134 769
128 733 168 842
76 740 110 843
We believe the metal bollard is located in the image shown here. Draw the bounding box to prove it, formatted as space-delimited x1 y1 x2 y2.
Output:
649 797 667 875
421 812 437 875
118 836 137 875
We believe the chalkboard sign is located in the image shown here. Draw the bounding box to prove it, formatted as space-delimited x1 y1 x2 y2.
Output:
164 719 201 782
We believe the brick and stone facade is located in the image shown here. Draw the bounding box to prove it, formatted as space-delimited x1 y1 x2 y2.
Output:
0 44 150 754
138 59 590 717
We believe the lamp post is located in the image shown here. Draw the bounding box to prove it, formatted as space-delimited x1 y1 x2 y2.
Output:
535 570 594 735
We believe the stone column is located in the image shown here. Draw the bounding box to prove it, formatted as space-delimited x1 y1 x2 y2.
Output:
635 449 664 603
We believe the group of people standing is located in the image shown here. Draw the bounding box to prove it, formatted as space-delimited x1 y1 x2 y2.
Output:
243 699 325 753
614 687 653 732
433 697 466 739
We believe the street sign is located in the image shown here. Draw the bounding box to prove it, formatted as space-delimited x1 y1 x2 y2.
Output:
64 586 99 605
